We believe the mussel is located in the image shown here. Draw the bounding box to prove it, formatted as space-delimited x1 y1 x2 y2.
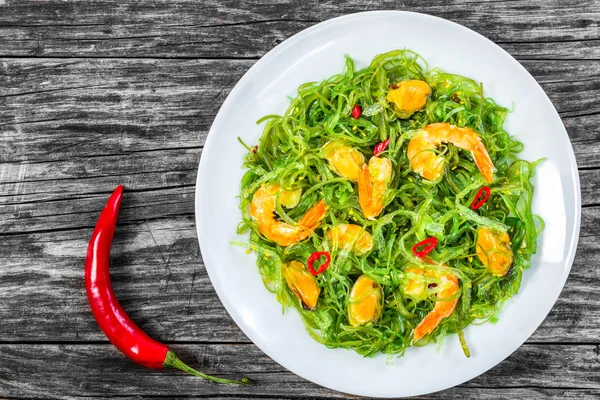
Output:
476 227 514 277
282 261 321 311
348 275 383 326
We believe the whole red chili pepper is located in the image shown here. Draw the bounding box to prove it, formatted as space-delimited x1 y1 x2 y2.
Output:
307 251 331 276
373 139 391 157
471 186 491 210
352 104 362 118
412 237 438 258
84 186 249 384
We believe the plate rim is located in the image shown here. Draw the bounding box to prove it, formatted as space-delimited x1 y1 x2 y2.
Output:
195 10 582 397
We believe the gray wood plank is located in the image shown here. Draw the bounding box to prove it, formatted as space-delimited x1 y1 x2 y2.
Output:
2 1 600 60
1 58 599 167
27 391 600 400
0 58 248 163
0 208 598 343
1 343 599 398
0 216 247 343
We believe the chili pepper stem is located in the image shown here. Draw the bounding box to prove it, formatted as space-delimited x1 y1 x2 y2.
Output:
163 350 250 385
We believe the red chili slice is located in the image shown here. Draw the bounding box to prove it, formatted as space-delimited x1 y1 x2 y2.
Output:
373 139 390 157
471 186 491 210
352 105 362 119
307 251 331 276
412 237 438 258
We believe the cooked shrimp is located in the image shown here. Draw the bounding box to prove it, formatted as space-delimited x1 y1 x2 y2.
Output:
348 275 383 326
402 266 460 342
322 141 392 219
386 80 431 118
327 224 373 256
250 184 326 247
476 227 514 277
358 156 393 220
283 260 321 310
323 141 365 181
407 123 495 183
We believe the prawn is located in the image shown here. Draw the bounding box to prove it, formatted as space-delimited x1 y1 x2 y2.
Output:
386 80 431 119
322 141 365 181
476 227 514 277
358 156 393 220
327 224 373 256
402 265 460 342
323 141 392 220
407 122 495 183
250 184 326 247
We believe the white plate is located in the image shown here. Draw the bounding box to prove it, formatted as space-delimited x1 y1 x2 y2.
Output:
195 11 581 397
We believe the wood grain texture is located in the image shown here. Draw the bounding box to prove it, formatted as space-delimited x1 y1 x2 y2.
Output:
0 210 599 344
2 0 600 60
1 58 600 168
7 391 600 400
2 343 600 398
1 0 599 399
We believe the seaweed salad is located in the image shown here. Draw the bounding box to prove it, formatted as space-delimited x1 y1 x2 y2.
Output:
237 50 543 358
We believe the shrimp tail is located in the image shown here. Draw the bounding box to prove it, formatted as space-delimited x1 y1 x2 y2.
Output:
357 164 374 220
413 123 496 183
413 309 445 342
298 199 327 230
412 298 459 342
471 144 495 183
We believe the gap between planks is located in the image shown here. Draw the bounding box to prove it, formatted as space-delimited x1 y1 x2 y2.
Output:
0 341 597 346
2 55 600 62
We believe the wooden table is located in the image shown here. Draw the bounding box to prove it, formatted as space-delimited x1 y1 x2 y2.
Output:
1 1 598 399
